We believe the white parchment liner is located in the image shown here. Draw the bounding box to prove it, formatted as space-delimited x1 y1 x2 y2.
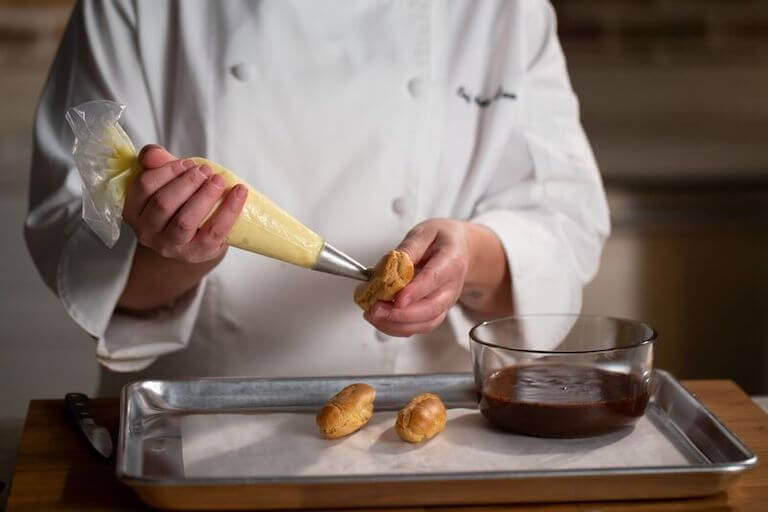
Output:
181 408 697 478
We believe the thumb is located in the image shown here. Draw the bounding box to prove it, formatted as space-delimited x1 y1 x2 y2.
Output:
139 144 176 169
396 222 437 267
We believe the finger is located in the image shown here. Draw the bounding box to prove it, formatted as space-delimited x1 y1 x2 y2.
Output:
188 184 248 261
393 249 456 308
396 222 438 268
164 173 228 245
138 165 213 234
364 311 448 338
369 286 456 324
139 145 176 169
124 158 197 222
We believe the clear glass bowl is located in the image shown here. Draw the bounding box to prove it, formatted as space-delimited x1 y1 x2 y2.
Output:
470 315 656 438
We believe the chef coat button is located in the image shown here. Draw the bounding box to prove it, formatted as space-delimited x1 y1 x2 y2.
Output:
231 63 254 82
391 197 408 216
375 330 391 342
407 78 425 98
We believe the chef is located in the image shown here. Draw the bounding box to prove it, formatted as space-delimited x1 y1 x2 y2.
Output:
25 0 609 394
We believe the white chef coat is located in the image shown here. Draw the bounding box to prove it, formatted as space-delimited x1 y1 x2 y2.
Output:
25 0 610 392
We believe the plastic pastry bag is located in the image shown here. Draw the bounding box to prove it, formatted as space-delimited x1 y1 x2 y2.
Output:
66 100 140 248
65 100 323 267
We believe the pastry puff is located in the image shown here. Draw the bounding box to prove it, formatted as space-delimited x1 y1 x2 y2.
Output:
354 250 414 311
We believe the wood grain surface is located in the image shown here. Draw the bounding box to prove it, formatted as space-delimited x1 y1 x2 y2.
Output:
6 380 767 511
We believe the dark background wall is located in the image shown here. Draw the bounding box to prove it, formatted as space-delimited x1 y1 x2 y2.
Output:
552 0 768 393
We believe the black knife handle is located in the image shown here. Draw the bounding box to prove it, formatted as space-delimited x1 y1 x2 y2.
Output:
65 392 93 421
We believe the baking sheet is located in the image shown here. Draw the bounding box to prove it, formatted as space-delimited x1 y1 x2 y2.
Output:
181 409 695 478
118 371 757 509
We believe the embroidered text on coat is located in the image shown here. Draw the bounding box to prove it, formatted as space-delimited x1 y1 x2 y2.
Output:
457 86 516 107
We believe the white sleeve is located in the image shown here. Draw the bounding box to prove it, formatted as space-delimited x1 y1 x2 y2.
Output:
24 0 204 372
471 0 610 316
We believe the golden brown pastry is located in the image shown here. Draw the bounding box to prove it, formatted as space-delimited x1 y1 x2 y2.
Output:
395 392 447 443
316 383 376 439
354 250 414 311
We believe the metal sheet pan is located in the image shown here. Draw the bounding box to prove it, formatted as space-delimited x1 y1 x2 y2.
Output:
117 370 757 510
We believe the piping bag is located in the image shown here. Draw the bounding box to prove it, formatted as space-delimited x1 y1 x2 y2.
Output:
65 100 370 281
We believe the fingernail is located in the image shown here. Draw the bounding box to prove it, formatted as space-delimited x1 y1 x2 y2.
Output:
139 144 161 161
210 174 226 188
200 165 213 177
234 184 247 199
182 159 196 170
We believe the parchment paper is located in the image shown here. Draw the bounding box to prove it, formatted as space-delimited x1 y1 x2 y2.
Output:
181 409 699 478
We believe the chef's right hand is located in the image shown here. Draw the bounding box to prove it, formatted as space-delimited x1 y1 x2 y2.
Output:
123 145 248 263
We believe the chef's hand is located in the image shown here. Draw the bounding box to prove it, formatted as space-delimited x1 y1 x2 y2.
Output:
123 145 248 264
117 145 247 311
364 219 513 337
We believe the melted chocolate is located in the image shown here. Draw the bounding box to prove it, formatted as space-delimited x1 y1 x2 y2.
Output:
480 365 649 438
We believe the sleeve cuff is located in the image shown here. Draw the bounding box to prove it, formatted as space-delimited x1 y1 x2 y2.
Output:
471 210 583 316
96 279 206 372
57 223 205 372
57 222 137 337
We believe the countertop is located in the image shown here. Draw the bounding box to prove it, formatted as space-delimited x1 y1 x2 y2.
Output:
6 380 768 511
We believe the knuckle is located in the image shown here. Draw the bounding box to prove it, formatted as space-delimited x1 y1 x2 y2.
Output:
398 242 416 259
174 214 197 233
226 194 244 213
185 254 202 264
150 193 173 214
155 240 183 260
209 227 226 242
201 224 226 243
203 180 224 199
409 221 428 235
181 249 204 264
136 173 156 195
200 244 225 262
170 159 188 175
444 290 459 310
452 254 468 273
157 245 177 259
184 168 203 186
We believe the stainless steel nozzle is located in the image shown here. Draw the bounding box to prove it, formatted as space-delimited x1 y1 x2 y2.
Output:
313 242 371 281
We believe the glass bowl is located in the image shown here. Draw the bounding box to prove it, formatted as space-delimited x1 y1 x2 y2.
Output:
470 314 656 438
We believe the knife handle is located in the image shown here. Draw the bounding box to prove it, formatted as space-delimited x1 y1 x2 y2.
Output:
65 392 93 421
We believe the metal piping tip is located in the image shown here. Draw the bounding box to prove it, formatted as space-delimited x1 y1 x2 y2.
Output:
313 242 371 281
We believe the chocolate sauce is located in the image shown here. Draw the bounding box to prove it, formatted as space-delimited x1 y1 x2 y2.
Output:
480 365 649 438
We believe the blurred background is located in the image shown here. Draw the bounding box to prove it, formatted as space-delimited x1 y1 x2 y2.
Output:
1 0 767 506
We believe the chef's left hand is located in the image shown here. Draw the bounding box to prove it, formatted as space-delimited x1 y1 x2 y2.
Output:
364 219 471 337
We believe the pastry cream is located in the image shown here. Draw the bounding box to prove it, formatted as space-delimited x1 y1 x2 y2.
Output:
99 124 323 268
188 157 323 268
